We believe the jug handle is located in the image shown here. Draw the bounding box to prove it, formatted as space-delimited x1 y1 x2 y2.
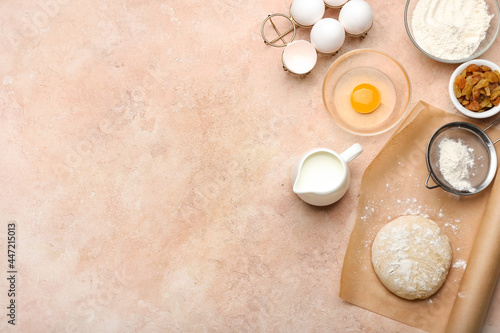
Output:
340 143 363 164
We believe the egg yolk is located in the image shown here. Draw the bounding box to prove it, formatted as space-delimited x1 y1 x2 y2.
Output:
350 83 381 114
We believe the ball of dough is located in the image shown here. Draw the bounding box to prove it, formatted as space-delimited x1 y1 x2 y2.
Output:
371 215 452 300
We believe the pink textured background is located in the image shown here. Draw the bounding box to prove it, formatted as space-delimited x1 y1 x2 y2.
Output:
1 0 500 331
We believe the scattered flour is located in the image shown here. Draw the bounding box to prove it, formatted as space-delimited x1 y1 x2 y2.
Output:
453 259 467 269
444 219 461 234
412 0 493 60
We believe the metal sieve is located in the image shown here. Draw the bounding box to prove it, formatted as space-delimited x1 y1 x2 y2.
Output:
425 119 500 195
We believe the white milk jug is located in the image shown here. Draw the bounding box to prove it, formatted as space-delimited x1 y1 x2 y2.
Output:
291 144 363 206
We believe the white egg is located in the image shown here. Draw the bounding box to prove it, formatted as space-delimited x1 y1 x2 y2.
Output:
310 18 345 54
324 0 348 8
339 0 373 36
290 0 326 27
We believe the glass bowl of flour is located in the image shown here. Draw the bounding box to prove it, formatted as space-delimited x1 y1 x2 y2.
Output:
405 0 500 63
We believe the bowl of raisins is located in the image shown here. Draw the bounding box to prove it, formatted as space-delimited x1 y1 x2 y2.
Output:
449 59 500 119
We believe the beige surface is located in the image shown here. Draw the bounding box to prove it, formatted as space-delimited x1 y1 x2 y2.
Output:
1 0 500 332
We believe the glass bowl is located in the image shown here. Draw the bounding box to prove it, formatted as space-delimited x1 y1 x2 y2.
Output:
449 59 500 119
323 49 411 136
404 0 500 63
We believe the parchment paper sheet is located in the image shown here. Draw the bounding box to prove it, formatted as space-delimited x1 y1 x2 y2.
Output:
340 101 500 333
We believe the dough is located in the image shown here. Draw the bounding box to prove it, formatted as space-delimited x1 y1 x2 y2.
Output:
371 215 452 300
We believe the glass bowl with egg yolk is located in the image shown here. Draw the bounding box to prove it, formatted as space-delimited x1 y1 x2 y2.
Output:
323 49 411 136
350 83 381 114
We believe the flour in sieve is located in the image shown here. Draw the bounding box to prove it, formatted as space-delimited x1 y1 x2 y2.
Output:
438 138 475 192
411 0 493 60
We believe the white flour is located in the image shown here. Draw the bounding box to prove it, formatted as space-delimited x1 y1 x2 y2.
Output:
438 138 475 192
412 0 493 60
453 259 467 269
